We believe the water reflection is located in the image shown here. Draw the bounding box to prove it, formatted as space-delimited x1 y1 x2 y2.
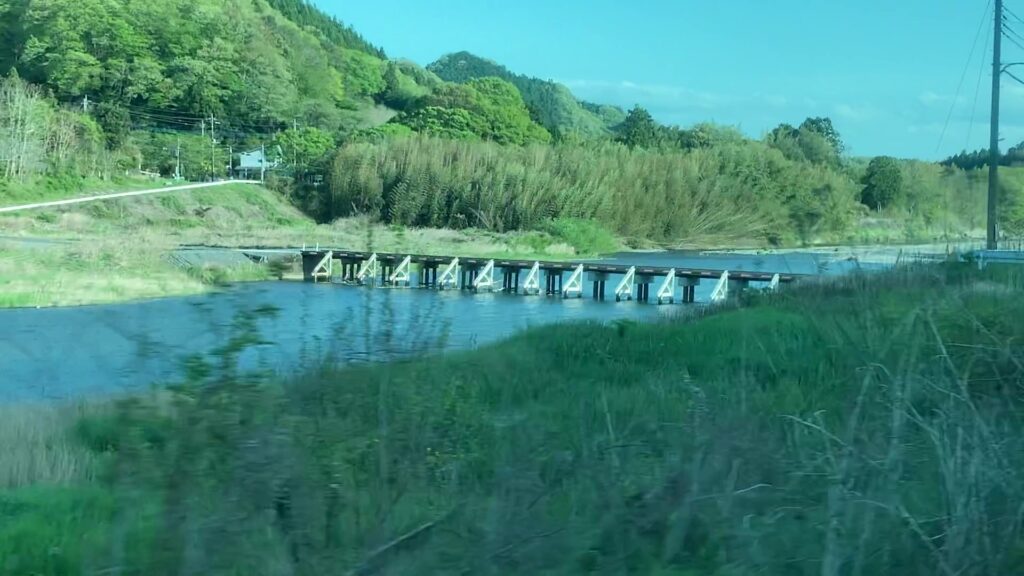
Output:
0 250 877 402
0 281 676 402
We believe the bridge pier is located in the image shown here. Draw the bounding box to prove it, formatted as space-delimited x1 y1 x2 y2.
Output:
728 278 750 295
544 270 562 296
634 274 655 302
680 278 700 303
501 268 520 293
589 272 611 301
301 252 320 282
419 265 438 288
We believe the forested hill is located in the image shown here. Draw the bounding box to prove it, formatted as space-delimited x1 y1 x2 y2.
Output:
428 51 626 139
0 0 406 134
2 0 1021 246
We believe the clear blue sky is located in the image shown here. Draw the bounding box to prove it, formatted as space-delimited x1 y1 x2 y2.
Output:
317 0 1024 160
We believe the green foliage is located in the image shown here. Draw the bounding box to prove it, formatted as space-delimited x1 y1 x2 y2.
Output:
394 77 550 145
545 217 619 255
339 48 386 101
463 77 552 145
386 64 431 111
317 135 862 246
273 126 334 172
428 51 624 139
5 0 404 132
799 116 844 155
394 106 479 141
861 156 904 210
133 131 210 180
0 486 116 575
617 105 660 149
9 266 1024 575
348 122 415 143
766 119 842 166
998 167 1024 238
263 0 384 57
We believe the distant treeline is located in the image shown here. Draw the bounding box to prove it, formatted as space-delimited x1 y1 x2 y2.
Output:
298 135 989 246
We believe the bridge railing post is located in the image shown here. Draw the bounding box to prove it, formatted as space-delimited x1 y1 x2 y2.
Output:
356 253 379 286
562 264 584 299
437 257 460 290
615 266 636 301
522 262 542 295
473 260 497 292
709 271 729 302
388 255 412 286
656 268 677 304
312 251 333 283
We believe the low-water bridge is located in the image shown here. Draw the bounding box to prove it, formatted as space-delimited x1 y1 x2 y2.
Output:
301 249 804 304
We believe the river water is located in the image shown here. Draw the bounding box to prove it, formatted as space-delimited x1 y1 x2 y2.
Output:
0 250 878 402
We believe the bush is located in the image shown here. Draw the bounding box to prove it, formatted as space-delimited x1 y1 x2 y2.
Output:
546 217 619 255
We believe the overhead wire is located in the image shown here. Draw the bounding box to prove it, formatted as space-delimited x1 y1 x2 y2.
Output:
86 97 289 134
937 0 993 154
968 9 994 149
1002 20 1024 51
1005 3 1024 26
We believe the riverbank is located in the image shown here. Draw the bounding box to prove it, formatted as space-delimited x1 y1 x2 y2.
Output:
1 263 1021 574
0 181 597 308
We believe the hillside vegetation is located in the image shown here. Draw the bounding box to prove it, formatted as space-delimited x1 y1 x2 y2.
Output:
0 0 1017 249
428 51 626 138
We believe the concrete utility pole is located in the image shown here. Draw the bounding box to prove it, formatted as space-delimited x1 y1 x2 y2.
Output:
174 137 181 181
989 0 1003 250
82 95 89 113
260 143 266 183
209 114 217 180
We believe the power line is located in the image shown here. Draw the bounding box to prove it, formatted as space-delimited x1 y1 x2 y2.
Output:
1005 68 1024 85
1002 20 1024 48
968 12 994 150
1004 26 1024 52
86 97 290 132
1004 4 1024 25
937 0 993 154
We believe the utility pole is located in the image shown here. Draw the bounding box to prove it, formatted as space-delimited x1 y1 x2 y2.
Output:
209 114 217 180
82 95 89 113
174 137 181 181
228 145 233 179
260 143 266 183
989 0 1003 250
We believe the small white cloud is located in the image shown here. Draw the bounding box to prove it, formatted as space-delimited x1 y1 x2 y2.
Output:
918 91 949 106
835 103 876 121
560 79 793 111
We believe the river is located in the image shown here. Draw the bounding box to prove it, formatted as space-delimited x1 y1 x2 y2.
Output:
0 250 884 402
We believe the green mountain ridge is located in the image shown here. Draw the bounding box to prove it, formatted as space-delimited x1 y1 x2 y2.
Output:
427 51 626 138
0 0 405 136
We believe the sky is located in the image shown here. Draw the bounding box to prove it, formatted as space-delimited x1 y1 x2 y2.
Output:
317 0 1024 160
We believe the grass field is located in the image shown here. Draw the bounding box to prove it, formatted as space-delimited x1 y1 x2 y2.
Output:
1 263 1022 575
0 179 602 308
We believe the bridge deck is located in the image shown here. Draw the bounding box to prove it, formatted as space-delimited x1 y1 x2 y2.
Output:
302 250 803 283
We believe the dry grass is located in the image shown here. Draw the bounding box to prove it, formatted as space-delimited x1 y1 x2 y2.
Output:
0 240 208 308
0 402 98 488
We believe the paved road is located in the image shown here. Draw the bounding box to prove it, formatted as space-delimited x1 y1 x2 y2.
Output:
0 180 261 214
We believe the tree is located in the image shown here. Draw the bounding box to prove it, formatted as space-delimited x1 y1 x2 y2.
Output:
395 107 479 140
800 117 844 155
617 105 659 149
860 156 903 210
274 127 334 173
